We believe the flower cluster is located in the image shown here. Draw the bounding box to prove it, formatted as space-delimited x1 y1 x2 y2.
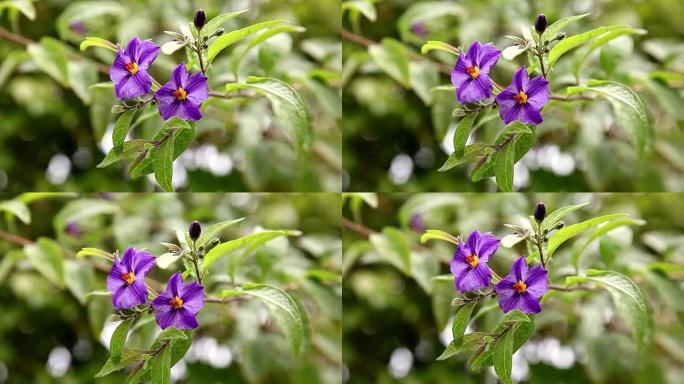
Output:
109 37 209 122
450 230 549 314
107 246 205 329
451 41 550 125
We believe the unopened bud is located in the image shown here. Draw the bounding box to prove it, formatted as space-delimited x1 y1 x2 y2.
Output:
189 220 201 241
194 9 206 30
534 202 546 222
535 14 547 34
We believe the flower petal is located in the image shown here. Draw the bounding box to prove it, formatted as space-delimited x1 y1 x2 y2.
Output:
180 282 205 313
124 37 141 61
184 73 209 104
132 250 156 277
155 308 183 330
110 51 130 83
522 104 544 125
497 291 522 313
475 232 499 261
115 71 151 99
473 262 492 286
520 293 542 313
177 101 203 121
525 76 550 110
451 53 471 88
450 242 470 276
465 230 482 255
465 41 482 65
106 259 126 293
179 309 199 329
170 63 189 89
511 67 529 92
511 256 528 282
524 265 549 298
112 279 147 309
457 75 492 103
477 43 501 73
167 272 184 297
136 40 160 69
455 267 489 292
498 102 526 125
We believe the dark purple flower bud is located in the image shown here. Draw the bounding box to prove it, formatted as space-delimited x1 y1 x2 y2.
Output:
189 220 201 240
107 247 156 309
152 272 204 329
410 214 426 233
155 63 208 121
194 9 206 29
495 67 550 125
535 14 547 34
534 202 546 222
450 230 499 293
495 257 548 314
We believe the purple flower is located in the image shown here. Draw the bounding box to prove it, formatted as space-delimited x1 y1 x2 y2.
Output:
110 37 159 100
495 67 550 125
495 256 548 314
152 272 204 330
450 230 499 292
410 214 425 233
410 22 427 38
155 63 208 121
107 247 156 309
451 41 501 104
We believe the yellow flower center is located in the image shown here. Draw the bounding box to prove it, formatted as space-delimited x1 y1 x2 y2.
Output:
170 295 184 309
513 90 528 104
466 65 480 78
173 87 187 101
125 62 138 75
122 271 135 285
465 254 479 268
513 280 527 294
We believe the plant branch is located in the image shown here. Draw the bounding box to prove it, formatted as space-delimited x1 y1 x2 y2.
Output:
341 217 376 237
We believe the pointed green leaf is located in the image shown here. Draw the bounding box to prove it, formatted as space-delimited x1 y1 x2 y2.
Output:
0 199 30 224
153 133 176 192
420 229 460 245
150 345 171 384
110 318 133 359
495 141 515 192
541 13 590 42
207 20 286 64
80 36 118 52
548 213 628 256
493 326 515 384
540 202 590 232
112 109 136 149
548 25 633 68
24 238 65 287
368 38 411 87
453 112 479 157
452 302 476 345
369 227 412 275
196 218 246 248
202 9 249 36
203 229 302 269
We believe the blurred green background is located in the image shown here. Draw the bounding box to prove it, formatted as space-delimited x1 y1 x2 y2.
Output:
342 0 684 192
343 193 684 383
0 0 341 192
0 193 342 383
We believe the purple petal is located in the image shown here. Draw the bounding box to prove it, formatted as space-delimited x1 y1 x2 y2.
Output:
170 63 189 89
498 103 526 125
522 105 544 125
180 282 205 314
457 75 492 103
524 76 550 110
524 265 549 297
451 53 471 88
465 230 482 256
520 294 542 313
110 51 130 83
132 251 155 277
167 272 184 297
511 67 529 92
136 40 160 69
112 279 147 309
475 232 499 261
155 308 182 330
114 71 151 99
151 290 174 309
124 37 141 61
106 259 126 293
497 291 522 313
455 266 490 292
477 43 501 73
511 256 528 282
450 242 470 276
465 41 482 64
179 309 199 329
184 73 209 104
177 101 203 121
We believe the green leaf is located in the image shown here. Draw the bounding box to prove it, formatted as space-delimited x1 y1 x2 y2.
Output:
369 227 412 275
567 80 652 156
438 144 487 172
90 82 117 139
231 25 305 75
500 309 532 324
156 327 188 342
27 37 70 87
541 13 590 42
150 345 171 384
548 25 633 68
493 326 516 384
502 45 528 60
110 318 133 359
24 238 65 287
368 38 411 88
56 1 125 42
571 217 645 269
68 60 98 104
397 1 464 42
342 0 377 22
98 139 147 168
239 283 309 356
420 229 460 245
0 50 30 89
80 36 118 52
204 229 302 269
501 121 533 136
202 9 249 36
421 40 460 55
452 302 477 345
112 109 137 150
207 20 286 64
53 199 119 233
196 218 245 248
239 77 313 154
453 112 479 157
153 132 176 192
0 199 30 224
409 61 439 105
437 332 487 361
494 140 515 192
94 350 144 377
540 202 590 232
566 270 653 347
64 260 95 304
573 27 646 77
0 0 36 20
547 213 628 256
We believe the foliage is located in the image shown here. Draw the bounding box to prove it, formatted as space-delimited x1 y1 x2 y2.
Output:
0 0 341 192
342 0 684 192
0 193 342 383
343 193 684 383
